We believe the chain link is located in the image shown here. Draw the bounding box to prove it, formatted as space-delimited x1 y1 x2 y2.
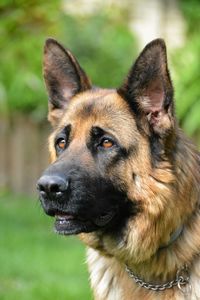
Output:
125 264 191 293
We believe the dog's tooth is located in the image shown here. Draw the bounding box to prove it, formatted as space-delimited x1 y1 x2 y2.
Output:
55 215 66 221
55 214 74 221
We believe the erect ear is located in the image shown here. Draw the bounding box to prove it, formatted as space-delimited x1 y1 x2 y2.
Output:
43 38 91 127
118 39 175 136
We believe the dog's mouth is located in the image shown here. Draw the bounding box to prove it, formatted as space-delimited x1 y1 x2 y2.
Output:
53 210 116 235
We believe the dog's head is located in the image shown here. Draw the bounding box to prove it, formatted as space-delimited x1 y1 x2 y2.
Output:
37 39 196 263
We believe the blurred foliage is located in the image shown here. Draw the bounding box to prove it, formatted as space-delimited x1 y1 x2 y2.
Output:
0 1 136 120
173 0 200 137
0 192 91 299
0 0 62 120
62 14 135 88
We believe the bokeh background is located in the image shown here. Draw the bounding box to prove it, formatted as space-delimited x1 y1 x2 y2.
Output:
0 0 200 299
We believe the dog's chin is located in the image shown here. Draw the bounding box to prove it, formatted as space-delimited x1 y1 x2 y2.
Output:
54 215 96 235
53 210 117 235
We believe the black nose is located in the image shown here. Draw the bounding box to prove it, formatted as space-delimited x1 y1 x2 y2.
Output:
37 175 68 198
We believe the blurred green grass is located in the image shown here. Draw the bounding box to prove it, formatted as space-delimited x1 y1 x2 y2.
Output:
0 192 91 300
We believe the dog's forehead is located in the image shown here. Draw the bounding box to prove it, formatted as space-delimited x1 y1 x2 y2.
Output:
60 89 137 131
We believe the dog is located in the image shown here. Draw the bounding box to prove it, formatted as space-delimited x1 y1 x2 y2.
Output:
37 38 200 299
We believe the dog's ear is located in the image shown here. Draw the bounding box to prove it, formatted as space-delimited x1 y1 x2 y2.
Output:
43 38 91 127
118 39 174 136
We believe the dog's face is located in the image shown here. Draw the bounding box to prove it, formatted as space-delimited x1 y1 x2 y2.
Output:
40 90 139 236
38 39 195 264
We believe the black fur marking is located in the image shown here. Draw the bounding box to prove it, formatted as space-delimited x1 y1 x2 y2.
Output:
149 134 164 165
91 126 105 138
117 88 141 117
79 103 95 118
55 125 71 155
88 126 117 154
39 162 140 235
88 126 138 173
107 145 138 168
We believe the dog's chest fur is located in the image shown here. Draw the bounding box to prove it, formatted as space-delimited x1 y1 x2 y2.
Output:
87 248 200 300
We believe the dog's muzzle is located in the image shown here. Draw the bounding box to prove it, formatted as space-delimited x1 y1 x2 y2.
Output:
37 173 120 235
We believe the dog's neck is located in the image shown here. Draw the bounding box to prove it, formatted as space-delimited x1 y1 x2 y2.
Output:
125 205 200 285
124 225 189 292
158 224 183 250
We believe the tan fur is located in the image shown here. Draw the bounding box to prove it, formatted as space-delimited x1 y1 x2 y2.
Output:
43 39 200 299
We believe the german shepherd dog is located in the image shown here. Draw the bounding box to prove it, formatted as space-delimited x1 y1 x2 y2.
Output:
37 38 200 299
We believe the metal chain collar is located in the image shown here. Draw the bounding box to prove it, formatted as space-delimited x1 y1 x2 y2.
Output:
125 264 192 294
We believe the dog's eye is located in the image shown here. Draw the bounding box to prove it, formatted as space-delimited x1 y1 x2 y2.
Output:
56 138 66 151
100 138 114 149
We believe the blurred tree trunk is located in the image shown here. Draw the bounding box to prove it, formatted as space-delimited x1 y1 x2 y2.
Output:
129 0 185 49
63 0 185 50
0 115 50 196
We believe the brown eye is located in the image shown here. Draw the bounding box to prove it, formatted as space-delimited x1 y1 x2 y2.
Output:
57 139 66 150
101 138 114 149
